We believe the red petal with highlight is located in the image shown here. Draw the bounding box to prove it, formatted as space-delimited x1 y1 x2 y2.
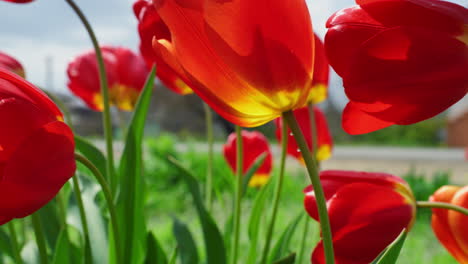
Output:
325 0 468 134
153 0 315 127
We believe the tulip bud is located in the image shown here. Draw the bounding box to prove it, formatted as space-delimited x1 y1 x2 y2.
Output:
67 46 149 112
430 185 468 263
223 131 273 187
304 170 416 264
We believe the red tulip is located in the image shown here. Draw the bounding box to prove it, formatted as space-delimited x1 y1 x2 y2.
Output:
304 170 416 264
325 0 468 135
152 0 315 127
0 51 25 78
308 34 329 104
223 131 272 187
133 0 193 95
67 46 149 111
0 0 33 3
430 185 468 263
0 69 75 225
275 106 333 163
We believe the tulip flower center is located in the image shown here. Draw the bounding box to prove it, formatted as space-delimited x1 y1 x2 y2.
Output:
316 145 331 161
309 84 327 104
110 84 140 111
248 173 270 188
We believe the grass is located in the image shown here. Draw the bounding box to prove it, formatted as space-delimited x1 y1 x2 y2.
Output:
142 134 457 263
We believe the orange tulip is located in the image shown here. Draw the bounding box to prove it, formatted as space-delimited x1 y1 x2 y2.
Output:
223 130 273 187
0 51 25 78
152 0 315 127
275 106 333 163
430 185 468 263
67 46 149 111
133 0 193 95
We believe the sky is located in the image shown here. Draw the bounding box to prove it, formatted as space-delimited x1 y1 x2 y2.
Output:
0 0 467 110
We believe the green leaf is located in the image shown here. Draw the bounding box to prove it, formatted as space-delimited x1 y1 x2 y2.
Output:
173 219 198 264
268 213 303 263
68 175 108 264
0 228 13 259
273 253 296 264
246 181 273 264
241 152 268 196
372 229 407 264
168 247 178 264
144 232 168 264
169 157 227 264
116 67 155 264
75 135 107 180
52 230 81 264
37 201 61 251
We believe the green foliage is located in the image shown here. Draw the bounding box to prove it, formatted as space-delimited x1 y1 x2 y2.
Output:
169 157 227 264
372 230 407 264
116 67 155 264
403 170 451 220
335 118 445 146
173 219 199 264
144 232 168 264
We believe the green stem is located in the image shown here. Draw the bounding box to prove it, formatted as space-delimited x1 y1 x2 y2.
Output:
64 0 116 192
71 176 93 260
31 213 49 264
7 222 23 264
259 119 288 264
203 103 214 212
74 153 122 264
282 111 335 264
230 125 243 264
298 217 310 264
417 201 468 215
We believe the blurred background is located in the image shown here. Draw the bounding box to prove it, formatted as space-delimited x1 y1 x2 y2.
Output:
1 0 467 182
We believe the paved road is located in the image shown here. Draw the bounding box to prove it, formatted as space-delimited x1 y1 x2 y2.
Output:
94 141 468 184
177 144 468 184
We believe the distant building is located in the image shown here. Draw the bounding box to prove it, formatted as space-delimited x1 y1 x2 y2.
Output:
447 96 468 147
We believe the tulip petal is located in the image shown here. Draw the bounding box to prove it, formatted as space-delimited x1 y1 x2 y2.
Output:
0 121 75 220
154 0 314 126
0 69 62 120
345 27 468 104
356 0 468 35
223 130 272 177
448 186 468 256
342 101 394 134
326 0 468 134
0 93 55 163
311 183 413 264
430 185 468 263
0 51 25 78
134 0 193 95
